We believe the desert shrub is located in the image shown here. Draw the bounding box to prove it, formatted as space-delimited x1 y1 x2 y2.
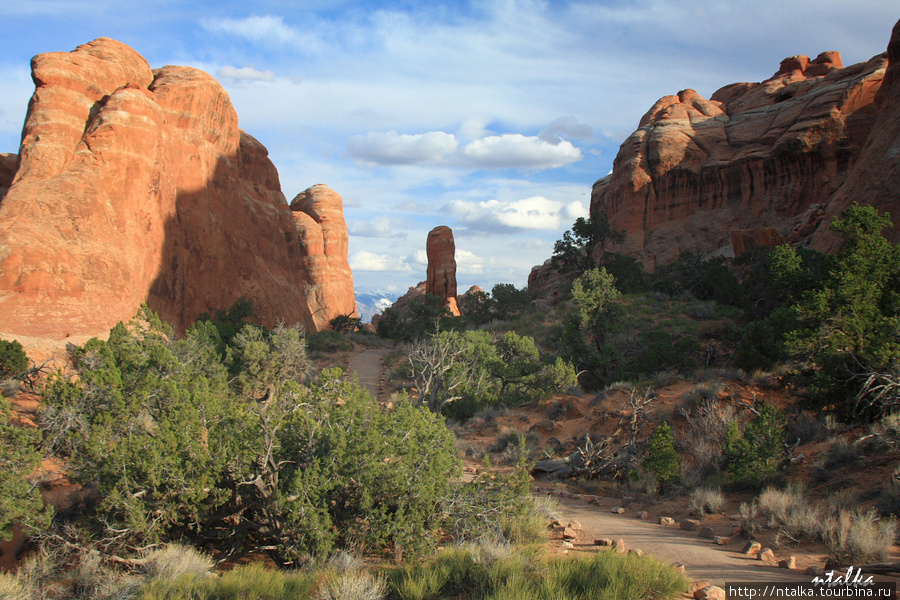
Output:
827 510 898 566
316 569 387 600
307 329 353 353
490 283 531 321
689 487 726 515
876 478 900 518
141 544 213 580
139 561 318 600
0 573 27 600
643 421 680 485
40 308 462 562
756 485 826 541
823 438 861 470
652 252 743 307
784 411 830 445
680 382 723 411
0 395 52 542
0 339 28 380
724 402 785 488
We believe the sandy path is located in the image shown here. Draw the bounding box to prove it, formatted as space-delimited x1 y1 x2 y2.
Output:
347 347 392 401
548 495 810 587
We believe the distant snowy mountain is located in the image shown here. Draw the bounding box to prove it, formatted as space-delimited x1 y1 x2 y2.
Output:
355 290 398 323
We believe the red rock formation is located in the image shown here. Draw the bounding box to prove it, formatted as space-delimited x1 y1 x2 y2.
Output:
592 41 890 269
0 38 354 339
426 226 460 316
731 228 786 257
290 184 357 330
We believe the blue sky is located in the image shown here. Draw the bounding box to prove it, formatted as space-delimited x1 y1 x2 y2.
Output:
0 1 896 298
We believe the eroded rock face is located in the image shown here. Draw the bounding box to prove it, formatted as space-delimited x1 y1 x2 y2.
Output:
289 184 357 331
426 226 460 316
0 38 353 339
593 43 891 268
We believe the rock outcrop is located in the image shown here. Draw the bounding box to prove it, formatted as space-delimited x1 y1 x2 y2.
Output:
289 184 357 331
0 38 354 339
425 226 460 316
591 24 899 269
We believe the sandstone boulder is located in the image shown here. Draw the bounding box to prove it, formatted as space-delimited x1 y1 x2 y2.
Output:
0 38 354 340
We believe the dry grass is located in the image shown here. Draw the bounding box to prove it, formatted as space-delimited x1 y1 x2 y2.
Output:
689 487 726 515
827 510 898 566
315 569 388 600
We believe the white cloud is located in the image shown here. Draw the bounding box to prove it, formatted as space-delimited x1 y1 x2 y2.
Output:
348 216 406 239
347 131 458 165
217 66 275 81
349 250 414 272
539 116 593 143
456 249 484 275
445 196 588 232
410 249 428 265
202 15 323 52
460 134 583 170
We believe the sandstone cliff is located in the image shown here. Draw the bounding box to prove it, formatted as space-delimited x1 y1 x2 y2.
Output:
0 38 355 339
590 19 900 269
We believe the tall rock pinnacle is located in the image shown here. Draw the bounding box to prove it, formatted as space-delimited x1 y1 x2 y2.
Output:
425 226 460 316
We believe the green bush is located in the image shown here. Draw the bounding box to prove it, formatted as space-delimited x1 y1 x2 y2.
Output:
0 339 28 380
724 402 786 488
643 421 680 485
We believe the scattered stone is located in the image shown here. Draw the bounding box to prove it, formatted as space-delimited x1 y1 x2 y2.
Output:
613 538 627 553
689 581 712 595
680 519 701 531
758 548 776 563
714 536 731 546
672 563 686 574
629 548 644 557
567 520 582 531
561 541 574 549
742 541 762 555
698 526 715 539
805 566 825 576
637 511 650 520
611 506 625 514
659 516 676 526
561 527 578 540
694 585 726 600
730 525 743 536
779 556 797 569
594 538 613 547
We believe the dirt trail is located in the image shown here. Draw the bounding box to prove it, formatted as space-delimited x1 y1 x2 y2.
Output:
347 347 392 401
548 494 812 587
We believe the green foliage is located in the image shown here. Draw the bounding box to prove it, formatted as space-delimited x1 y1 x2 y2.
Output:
749 204 900 418
552 213 626 275
653 252 743 307
40 307 464 562
724 402 786 488
378 294 457 341
391 544 688 600
643 421 680 485
0 396 52 541
490 284 531 321
459 289 494 326
734 306 799 371
409 329 577 421
571 267 622 339
0 339 28 380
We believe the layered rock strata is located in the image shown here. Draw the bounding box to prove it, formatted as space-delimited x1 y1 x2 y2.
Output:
0 38 354 339
592 35 896 268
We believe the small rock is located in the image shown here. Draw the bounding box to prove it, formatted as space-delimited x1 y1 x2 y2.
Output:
567 520 582 531
659 516 676 526
742 541 762 555
730 526 743 536
561 526 578 540
672 562 686 573
637 511 650 520
613 538 627 553
594 538 613 546
698 526 715 539
629 548 643 556
694 585 726 600
681 519 701 531
611 506 625 514
562 540 574 549
689 581 712 595
779 556 796 569
714 536 731 546
758 548 776 563
805 566 825 576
